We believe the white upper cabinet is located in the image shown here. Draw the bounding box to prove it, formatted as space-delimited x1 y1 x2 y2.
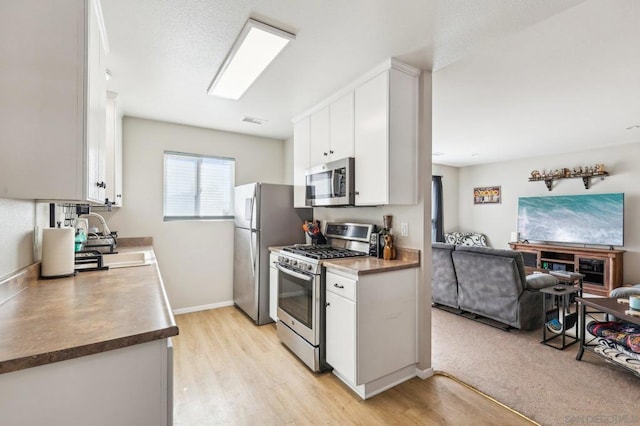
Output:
0 0 108 204
329 92 355 161
291 59 418 207
308 93 355 167
309 106 331 166
293 117 311 207
354 64 419 206
105 92 123 207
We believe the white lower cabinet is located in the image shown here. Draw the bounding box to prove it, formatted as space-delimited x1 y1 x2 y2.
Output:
0 338 173 426
325 268 417 399
269 252 279 322
325 286 356 382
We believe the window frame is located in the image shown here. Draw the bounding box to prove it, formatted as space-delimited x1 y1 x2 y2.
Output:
163 151 235 221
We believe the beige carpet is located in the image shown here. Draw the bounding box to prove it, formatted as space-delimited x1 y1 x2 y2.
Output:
431 307 640 426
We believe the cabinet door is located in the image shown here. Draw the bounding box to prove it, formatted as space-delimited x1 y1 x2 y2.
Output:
293 117 310 208
354 72 389 206
113 98 123 206
329 92 355 160
357 269 417 385
86 0 107 204
105 92 123 207
325 290 356 383
309 106 331 167
0 1 85 201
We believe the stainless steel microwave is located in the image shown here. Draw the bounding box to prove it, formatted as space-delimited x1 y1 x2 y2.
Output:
305 157 355 207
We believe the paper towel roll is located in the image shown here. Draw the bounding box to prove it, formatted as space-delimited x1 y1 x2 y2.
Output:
41 228 75 278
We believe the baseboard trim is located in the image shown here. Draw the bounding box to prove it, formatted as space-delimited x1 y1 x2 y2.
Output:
416 367 434 380
173 300 234 315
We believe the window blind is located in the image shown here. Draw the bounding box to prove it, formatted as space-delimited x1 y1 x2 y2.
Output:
163 151 235 220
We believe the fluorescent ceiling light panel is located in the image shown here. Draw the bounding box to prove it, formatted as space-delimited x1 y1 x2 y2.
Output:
208 19 295 100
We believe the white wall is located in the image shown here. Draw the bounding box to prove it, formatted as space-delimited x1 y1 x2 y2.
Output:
283 137 293 185
0 199 49 279
457 142 640 283
102 118 286 311
432 163 458 233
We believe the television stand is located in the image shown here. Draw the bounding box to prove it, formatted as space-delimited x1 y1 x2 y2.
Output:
509 243 624 297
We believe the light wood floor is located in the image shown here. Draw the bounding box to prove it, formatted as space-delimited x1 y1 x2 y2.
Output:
173 306 534 425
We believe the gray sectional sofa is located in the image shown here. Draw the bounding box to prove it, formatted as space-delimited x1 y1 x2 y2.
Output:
432 243 558 330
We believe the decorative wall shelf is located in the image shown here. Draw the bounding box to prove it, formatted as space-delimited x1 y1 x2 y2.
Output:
528 164 609 191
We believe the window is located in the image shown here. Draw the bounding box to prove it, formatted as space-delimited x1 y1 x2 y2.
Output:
163 151 235 220
432 175 444 242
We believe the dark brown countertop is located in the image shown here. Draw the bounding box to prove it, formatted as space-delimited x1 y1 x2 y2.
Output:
0 244 178 374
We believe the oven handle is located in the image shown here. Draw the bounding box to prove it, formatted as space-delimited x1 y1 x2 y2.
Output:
276 264 314 282
332 170 339 197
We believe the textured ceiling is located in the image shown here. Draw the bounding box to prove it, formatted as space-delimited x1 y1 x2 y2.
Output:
101 0 640 166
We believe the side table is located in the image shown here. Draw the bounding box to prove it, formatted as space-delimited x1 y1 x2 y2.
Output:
541 285 580 350
549 271 584 296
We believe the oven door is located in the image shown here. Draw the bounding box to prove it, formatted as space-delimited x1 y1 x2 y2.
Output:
276 263 319 346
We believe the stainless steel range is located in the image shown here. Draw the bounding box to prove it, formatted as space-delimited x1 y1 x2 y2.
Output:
276 222 375 372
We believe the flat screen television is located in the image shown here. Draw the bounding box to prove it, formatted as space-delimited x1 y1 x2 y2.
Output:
517 193 624 247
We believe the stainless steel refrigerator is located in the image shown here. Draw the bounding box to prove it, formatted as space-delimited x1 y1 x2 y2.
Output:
233 183 312 325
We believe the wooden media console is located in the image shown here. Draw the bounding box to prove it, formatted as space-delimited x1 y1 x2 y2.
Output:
509 243 624 297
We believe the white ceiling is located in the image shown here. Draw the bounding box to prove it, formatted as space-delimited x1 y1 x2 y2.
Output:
101 0 640 167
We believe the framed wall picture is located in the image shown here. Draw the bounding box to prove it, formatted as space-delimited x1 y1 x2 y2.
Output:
474 186 501 204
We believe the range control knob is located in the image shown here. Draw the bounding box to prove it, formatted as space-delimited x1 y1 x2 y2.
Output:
307 264 313 271
292 260 298 267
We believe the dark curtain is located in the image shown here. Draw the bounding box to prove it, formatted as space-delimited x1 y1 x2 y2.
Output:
432 175 444 242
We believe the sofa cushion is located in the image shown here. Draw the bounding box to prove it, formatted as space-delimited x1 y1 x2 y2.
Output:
444 232 487 247
610 284 640 298
525 273 559 290
452 249 525 326
431 243 458 308
455 245 527 288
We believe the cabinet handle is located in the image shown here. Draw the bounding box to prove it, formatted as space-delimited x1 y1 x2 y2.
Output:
116 194 122 198
355 191 359 196
329 150 334 154
323 152 328 156
333 283 344 289
96 181 106 189
325 302 330 307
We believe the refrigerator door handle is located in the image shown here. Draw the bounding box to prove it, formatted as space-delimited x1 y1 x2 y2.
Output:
248 185 257 276
249 230 256 277
249 185 257 228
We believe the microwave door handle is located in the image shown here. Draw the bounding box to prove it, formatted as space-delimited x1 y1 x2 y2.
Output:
332 170 339 197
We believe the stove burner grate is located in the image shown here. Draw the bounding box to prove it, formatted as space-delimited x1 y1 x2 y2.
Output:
282 245 367 260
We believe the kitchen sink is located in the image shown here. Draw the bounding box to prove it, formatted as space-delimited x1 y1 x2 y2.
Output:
102 251 153 268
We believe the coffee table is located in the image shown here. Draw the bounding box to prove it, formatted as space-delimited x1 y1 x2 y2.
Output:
576 297 640 377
